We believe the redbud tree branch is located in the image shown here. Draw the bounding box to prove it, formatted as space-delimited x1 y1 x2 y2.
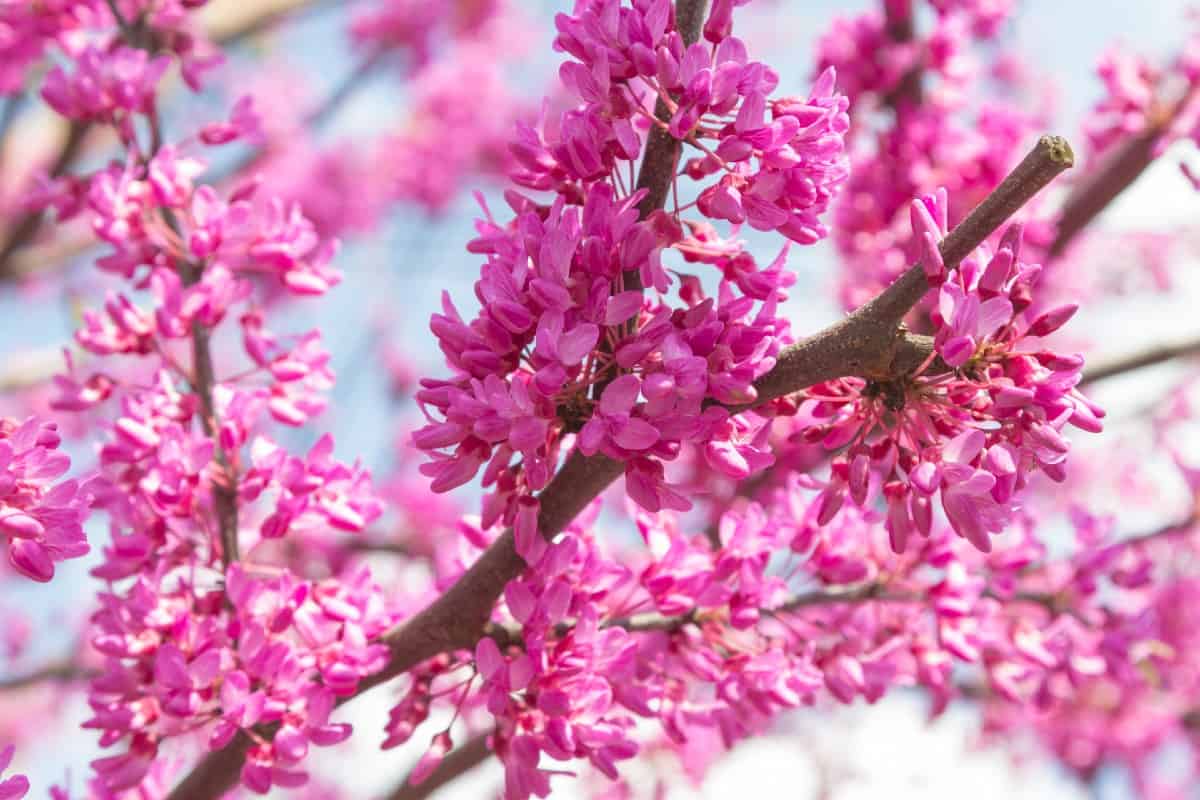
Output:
384 731 493 800
1081 336 1200 384
881 0 923 110
1047 123 1162 260
165 126 1075 799
0 660 96 692
150 134 240 565
1047 82 1198 260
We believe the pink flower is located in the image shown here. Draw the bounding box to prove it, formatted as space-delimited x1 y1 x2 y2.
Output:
0 417 92 582
42 45 170 121
0 745 29 800
579 375 660 457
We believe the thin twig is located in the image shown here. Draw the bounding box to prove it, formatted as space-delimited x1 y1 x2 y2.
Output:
484 583 917 651
0 661 96 691
1082 336 1200 384
0 120 90 278
384 732 493 800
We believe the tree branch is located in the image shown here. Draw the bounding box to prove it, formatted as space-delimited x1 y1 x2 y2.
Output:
745 135 1073 406
0 661 95 691
1047 124 1162 260
384 732 493 800
1081 336 1200 384
204 0 341 46
1047 77 1199 261
880 0 922 110
0 120 89 279
162 88 1075 800
632 0 708 222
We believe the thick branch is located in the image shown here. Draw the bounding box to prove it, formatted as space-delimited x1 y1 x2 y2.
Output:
163 118 1074 800
384 732 493 800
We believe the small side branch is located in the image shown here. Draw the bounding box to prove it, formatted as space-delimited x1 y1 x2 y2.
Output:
1082 336 1200 384
1048 125 1161 259
384 732 493 800
0 661 95 691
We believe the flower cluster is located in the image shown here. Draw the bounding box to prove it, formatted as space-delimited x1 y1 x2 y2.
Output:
87 564 394 792
14 4 404 795
789 196 1102 553
544 0 850 242
417 0 849 544
0 2 94 96
0 416 92 582
815 0 1042 307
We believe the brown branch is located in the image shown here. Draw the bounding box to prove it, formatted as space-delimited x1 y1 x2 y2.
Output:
1047 74 1200 261
0 120 89 278
346 539 416 557
484 583 918 651
204 0 340 46
190 314 240 565
1113 512 1198 550
633 0 708 222
1081 336 1200 384
164 203 238 565
384 732 493 800
609 583 917 633
0 661 96 691
746 136 1073 407
162 114 1074 800
1047 124 1162 260
881 0 922 110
